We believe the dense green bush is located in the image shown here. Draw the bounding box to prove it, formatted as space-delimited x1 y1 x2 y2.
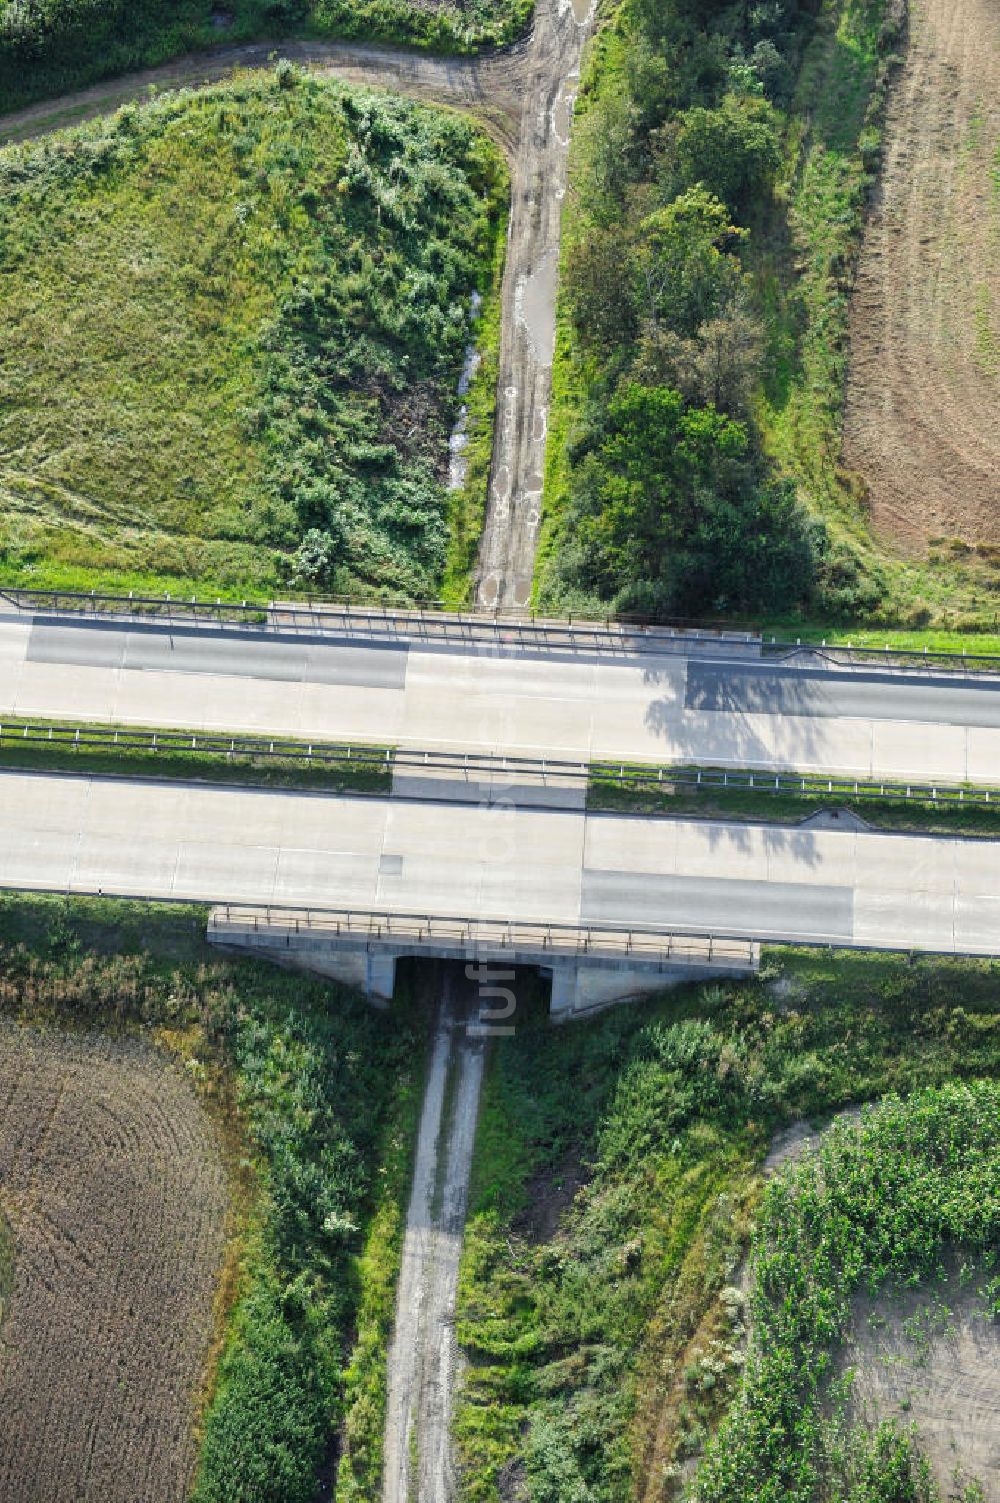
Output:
541 0 826 620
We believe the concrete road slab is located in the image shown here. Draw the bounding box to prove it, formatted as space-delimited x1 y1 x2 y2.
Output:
966 728 1000 783
74 831 180 893
581 868 855 941
273 847 381 907
1 826 78 889
854 834 958 893
0 769 92 827
763 827 860 889
584 813 681 873
298 683 405 743
0 771 996 953
954 895 1000 951
853 889 959 952
0 621 29 667
11 661 119 721
508 696 595 756
2 620 998 789
27 623 127 670
172 840 280 903
870 721 969 782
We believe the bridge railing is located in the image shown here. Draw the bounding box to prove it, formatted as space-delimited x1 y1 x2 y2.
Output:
3 584 999 669
208 903 759 968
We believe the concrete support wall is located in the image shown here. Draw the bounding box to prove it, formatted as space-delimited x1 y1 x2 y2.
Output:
546 952 759 1022
208 915 759 1019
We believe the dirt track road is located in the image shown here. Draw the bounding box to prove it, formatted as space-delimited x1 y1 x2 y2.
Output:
0 0 596 607
382 970 486 1503
843 0 1000 551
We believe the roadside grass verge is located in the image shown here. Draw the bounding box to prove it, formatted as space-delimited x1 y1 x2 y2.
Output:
455 947 1000 1501
0 889 424 1503
0 718 391 793
589 764 1000 838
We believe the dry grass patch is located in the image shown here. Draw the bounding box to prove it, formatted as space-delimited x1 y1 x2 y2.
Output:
843 0 1000 551
0 1020 228 1503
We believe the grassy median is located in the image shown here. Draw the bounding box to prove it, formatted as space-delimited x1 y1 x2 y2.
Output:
589 764 1000 839
0 719 391 794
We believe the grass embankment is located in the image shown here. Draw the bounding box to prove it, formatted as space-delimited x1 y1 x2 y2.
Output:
0 891 425 1503
0 70 507 603
691 1081 999 1503
0 0 532 117
538 0 1000 636
455 948 1000 1501
589 766 1000 838
0 719 391 792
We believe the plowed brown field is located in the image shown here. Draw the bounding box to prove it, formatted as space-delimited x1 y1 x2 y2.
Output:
843 0 1000 551
0 1022 228 1503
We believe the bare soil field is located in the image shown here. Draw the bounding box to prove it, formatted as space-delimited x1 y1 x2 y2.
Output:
843 0 1000 551
841 1278 1000 1501
0 1021 228 1503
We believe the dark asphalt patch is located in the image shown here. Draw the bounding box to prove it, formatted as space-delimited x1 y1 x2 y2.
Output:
26 621 409 690
686 662 1000 727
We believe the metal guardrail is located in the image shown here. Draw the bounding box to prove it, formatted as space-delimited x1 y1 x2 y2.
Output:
2 721 998 808
0 587 757 657
2 585 1000 670
208 903 759 967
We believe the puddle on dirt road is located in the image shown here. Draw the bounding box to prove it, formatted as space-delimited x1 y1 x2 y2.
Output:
447 292 483 493
516 247 559 367
551 80 576 144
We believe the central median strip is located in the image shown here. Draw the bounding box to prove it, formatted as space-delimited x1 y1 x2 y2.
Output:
0 719 392 792
2 719 999 836
589 761 1000 836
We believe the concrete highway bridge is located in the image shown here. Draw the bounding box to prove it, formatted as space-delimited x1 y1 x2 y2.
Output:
0 596 998 1014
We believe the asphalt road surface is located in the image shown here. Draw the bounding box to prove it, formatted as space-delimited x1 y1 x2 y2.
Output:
2 615 999 783
1 769 996 952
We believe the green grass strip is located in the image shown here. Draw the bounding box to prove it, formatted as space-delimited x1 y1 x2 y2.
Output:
589 762 1000 838
0 719 391 794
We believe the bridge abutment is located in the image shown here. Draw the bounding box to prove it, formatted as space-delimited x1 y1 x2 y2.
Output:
207 909 759 1019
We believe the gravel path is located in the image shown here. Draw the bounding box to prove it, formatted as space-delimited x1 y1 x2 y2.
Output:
382 969 486 1503
0 0 597 607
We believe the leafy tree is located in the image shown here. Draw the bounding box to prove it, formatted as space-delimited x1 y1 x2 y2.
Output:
670 92 781 212
635 186 745 337
569 381 816 615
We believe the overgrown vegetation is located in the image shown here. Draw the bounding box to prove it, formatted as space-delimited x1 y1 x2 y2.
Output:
456 948 1000 1501
539 0 1000 631
0 71 507 601
0 0 530 116
0 891 423 1503
691 1080 998 1503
